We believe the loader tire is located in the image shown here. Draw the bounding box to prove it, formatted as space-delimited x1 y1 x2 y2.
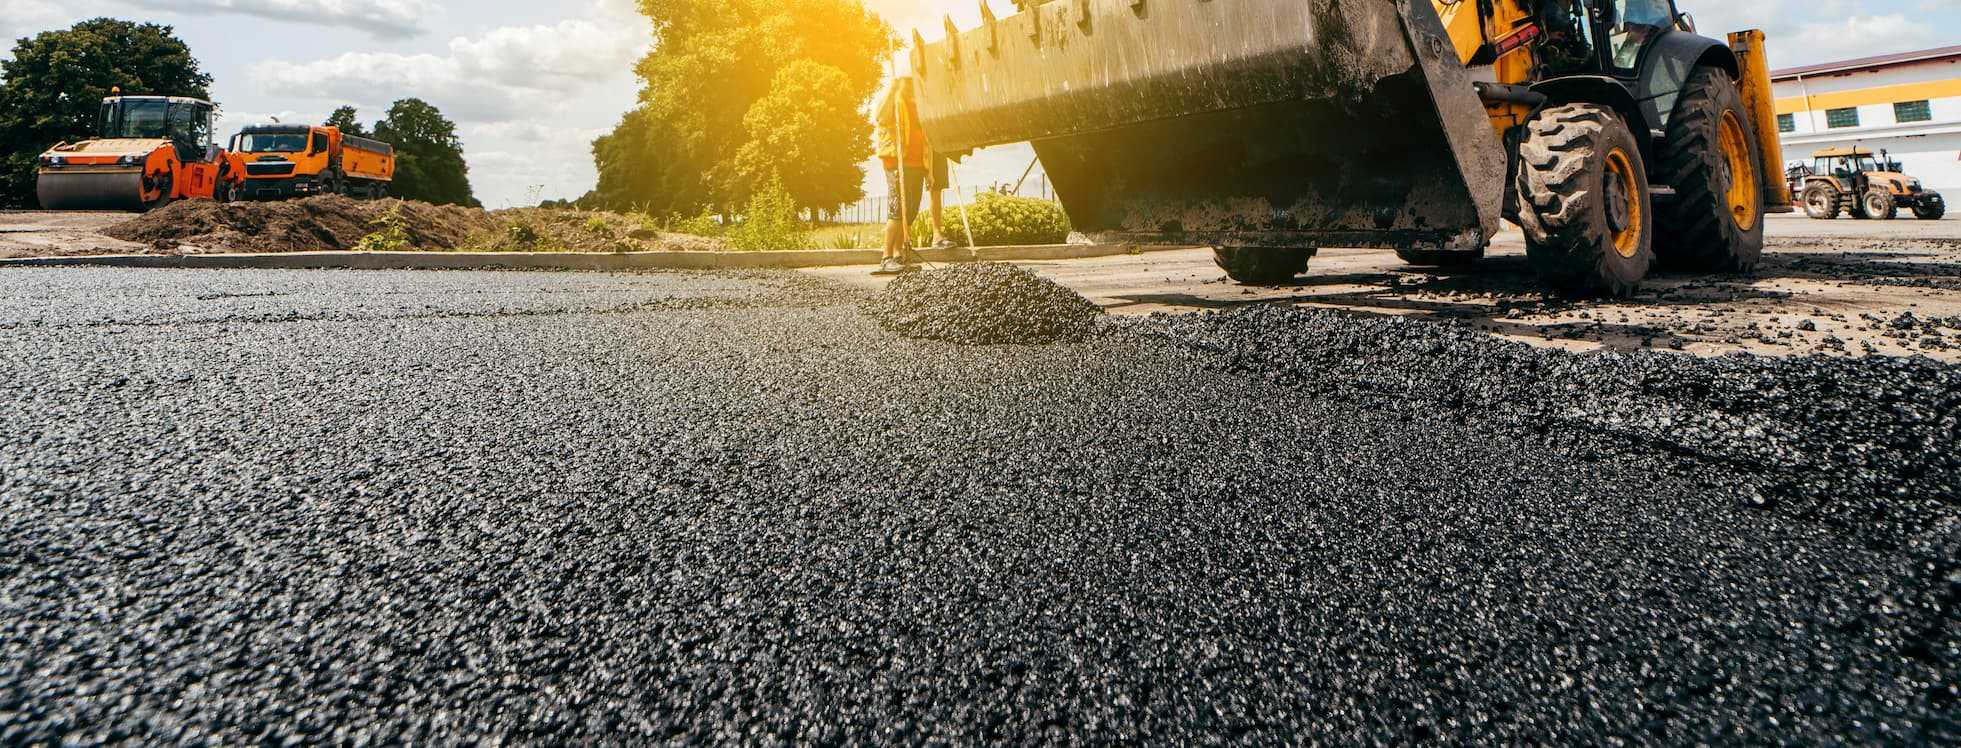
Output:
1655 66 1765 272
1862 191 1897 220
1396 246 1485 267
1515 104 1653 298
1916 202 1946 220
1802 183 1842 219
1214 246 1311 285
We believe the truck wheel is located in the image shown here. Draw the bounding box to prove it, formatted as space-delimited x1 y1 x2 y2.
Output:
1515 104 1653 298
1915 202 1946 220
1802 183 1841 219
1213 246 1312 285
1863 191 1897 220
1655 66 1765 272
1395 246 1485 267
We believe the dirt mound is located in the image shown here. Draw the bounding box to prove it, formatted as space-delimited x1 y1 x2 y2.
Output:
103 197 494 253
863 262 1104 345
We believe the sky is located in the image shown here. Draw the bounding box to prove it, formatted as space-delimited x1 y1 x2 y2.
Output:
3 0 1958 209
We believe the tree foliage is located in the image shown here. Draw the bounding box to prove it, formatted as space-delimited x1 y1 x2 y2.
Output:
373 98 478 207
586 0 891 215
733 60 871 213
0 18 212 208
324 106 368 137
588 107 704 215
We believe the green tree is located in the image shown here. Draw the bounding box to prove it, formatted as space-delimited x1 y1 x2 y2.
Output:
605 0 891 216
0 18 212 208
324 106 368 137
732 60 870 213
587 107 705 215
373 98 477 207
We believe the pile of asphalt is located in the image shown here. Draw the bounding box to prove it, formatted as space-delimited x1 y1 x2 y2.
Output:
0 268 1955 744
862 262 1104 344
1133 305 1961 538
102 196 494 252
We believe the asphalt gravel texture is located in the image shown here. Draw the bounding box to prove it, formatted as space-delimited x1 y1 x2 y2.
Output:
1 267 1956 744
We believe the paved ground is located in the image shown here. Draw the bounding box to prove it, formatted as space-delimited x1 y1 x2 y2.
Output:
1 266 1954 743
816 213 1961 361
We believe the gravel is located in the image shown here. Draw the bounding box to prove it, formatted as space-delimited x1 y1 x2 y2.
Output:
1 267 1956 744
862 262 1104 344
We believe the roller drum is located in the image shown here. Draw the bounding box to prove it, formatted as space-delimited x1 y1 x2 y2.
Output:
36 171 150 212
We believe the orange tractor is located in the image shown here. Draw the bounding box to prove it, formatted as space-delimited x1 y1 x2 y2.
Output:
35 90 245 212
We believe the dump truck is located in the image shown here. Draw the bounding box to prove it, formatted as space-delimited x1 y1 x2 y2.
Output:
229 124 395 201
910 0 1792 296
1794 147 1944 221
35 90 245 212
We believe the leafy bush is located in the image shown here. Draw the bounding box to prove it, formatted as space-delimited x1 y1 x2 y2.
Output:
503 219 551 250
583 216 613 235
353 203 410 252
727 175 810 251
915 192 1071 247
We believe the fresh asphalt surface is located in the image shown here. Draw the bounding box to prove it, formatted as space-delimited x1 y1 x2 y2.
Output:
1 267 1956 744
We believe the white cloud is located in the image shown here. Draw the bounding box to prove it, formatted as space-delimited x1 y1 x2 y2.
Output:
1786 14 1949 65
124 0 440 39
247 2 646 123
0 0 68 59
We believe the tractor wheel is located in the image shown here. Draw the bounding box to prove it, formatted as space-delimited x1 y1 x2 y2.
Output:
1655 66 1765 272
1862 191 1897 220
1515 104 1653 298
1915 202 1946 220
1396 246 1485 267
1803 183 1842 219
1213 246 1312 285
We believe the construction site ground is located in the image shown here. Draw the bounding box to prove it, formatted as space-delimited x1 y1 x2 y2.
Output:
7 209 1958 361
813 213 1961 361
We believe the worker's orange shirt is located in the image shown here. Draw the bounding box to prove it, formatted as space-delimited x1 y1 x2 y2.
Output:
877 87 929 170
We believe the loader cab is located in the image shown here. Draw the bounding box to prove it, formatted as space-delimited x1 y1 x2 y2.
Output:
1536 0 1682 77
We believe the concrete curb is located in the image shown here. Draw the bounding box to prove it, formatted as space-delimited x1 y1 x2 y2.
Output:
0 243 1198 272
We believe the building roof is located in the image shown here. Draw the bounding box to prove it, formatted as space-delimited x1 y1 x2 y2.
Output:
1773 45 1961 80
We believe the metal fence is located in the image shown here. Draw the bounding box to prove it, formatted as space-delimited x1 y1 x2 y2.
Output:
833 177 1054 225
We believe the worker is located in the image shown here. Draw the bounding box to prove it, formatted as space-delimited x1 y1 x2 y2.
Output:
874 76 930 276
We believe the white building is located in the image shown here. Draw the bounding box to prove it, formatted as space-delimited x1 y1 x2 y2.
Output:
1773 46 1961 195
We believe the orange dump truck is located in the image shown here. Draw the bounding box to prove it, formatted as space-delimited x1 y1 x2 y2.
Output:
230 124 395 200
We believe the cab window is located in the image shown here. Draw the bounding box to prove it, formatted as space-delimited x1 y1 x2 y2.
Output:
310 131 329 155
1610 0 1676 71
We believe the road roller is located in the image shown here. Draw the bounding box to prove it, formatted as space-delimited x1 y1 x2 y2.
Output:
35 90 245 212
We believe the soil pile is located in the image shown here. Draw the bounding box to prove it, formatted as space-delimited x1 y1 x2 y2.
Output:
102 197 495 252
863 262 1104 344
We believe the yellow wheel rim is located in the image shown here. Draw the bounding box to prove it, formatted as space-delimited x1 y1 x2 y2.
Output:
1606 148 1643 259
1719 111 1759 232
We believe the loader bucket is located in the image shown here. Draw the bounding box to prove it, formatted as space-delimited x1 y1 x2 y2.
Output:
911 0 1506 252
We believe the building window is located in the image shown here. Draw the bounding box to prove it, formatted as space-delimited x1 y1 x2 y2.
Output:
1894 100 1933 124
1826 107 1861 129
1777 113 1796 133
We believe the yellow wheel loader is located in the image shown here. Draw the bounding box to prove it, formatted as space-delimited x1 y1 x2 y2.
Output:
910 0 1792 297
